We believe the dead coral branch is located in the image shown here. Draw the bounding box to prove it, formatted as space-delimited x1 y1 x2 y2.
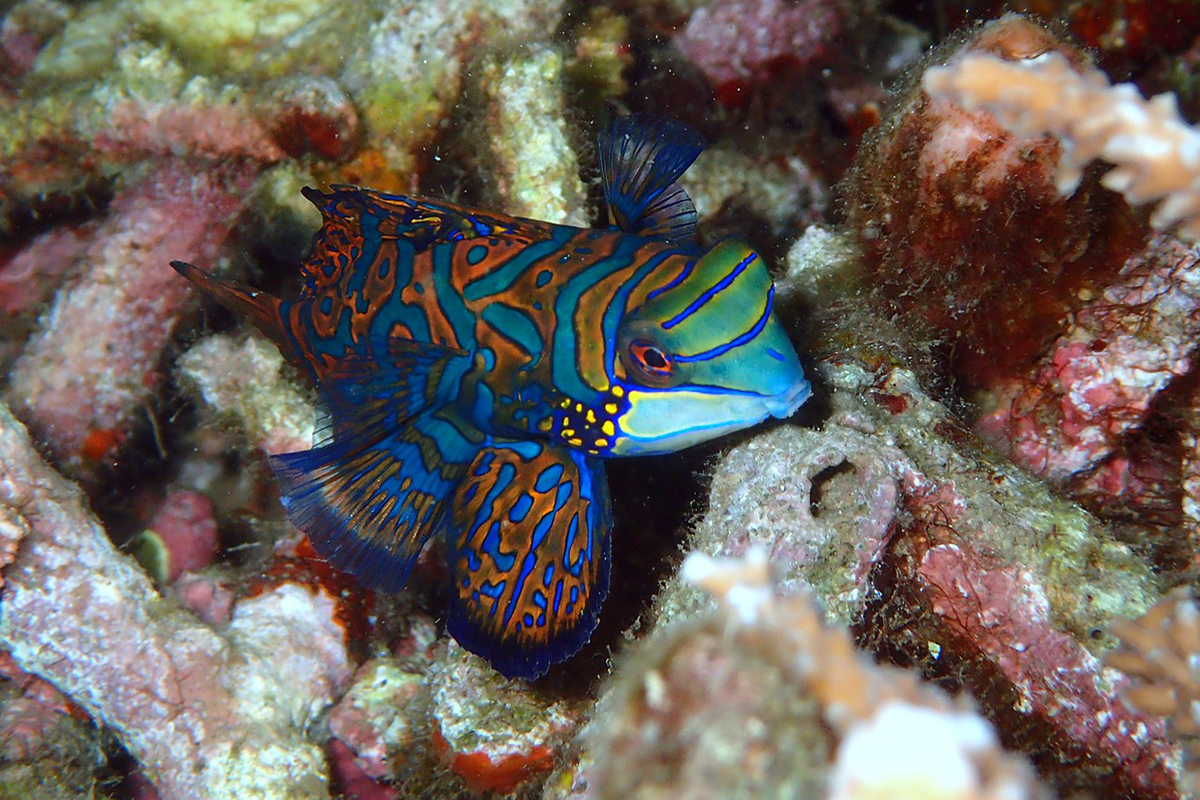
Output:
0 401 350 800
1109 587 1200 794
923 51 1200 240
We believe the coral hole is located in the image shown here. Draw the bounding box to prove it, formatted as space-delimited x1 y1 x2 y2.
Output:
809 460 857 519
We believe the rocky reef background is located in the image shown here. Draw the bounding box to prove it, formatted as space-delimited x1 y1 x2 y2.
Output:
2 0 1200 798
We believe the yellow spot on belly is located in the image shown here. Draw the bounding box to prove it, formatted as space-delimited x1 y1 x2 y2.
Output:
586 409 596 423
605 403 618 414
567 437 583 446
602 420 615 436
595 438 608 448
538 419 552 432
612 386 625 398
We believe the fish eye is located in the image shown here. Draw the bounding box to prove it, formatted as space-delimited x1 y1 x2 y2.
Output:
626 338 674 385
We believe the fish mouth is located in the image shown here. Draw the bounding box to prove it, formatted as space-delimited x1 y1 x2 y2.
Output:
613 378 814 456
762 377 812 420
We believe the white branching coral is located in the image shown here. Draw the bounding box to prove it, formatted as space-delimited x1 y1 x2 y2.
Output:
923 51 1200 240
1108 587 1200 793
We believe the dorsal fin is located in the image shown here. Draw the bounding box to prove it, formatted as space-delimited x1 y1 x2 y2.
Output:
597 114 705 242
299 186 556 292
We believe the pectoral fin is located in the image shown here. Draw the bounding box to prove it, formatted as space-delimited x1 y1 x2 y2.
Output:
271 337 477 592
446 440 612 679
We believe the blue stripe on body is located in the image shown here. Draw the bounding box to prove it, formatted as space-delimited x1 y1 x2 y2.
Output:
343 209 382 303
433 242 477 349
481 303 544 362
550 234 646 398
365 239 430 347
461 226 575 302
646 257 696 300
661 252 757 330
601 249 677 375
472 381 497 430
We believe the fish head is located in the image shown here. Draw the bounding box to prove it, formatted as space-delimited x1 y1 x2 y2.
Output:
607 239 810 455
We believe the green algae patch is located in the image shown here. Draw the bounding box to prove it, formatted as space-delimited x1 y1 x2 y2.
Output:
130 0 342 75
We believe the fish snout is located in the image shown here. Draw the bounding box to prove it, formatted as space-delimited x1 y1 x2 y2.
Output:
764 373 812 419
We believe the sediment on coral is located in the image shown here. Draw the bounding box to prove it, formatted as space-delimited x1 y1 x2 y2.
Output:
175 331 316 457
468 43 589 226
561 548 1047 800
841 13 1200 593
4 1 1200 797
843 14 1146 394
924 48 1200 240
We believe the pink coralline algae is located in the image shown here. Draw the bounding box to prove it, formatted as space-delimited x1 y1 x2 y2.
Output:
0 402 353 799
328 739 400 800
674 0 845 102
327 659 422 782
845 15 1146 393
4 0 1200 796
173 572 235 626
6 159 256 469
0 215 93 322
975 235 1200 485
0 651 76 762
652 357 1178 798
136 489 220 583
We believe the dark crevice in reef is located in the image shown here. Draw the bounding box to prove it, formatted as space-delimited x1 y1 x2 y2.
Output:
538 443 717 693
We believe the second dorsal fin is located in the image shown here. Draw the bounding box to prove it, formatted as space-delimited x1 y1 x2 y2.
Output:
597 113 705 242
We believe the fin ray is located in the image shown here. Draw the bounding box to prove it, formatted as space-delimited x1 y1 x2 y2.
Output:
271 416 472 592
314 336 471 441
171 260 288 351
300 186 557 292
271 336 477 592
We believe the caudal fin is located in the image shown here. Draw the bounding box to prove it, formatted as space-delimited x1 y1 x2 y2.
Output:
171 260 288 352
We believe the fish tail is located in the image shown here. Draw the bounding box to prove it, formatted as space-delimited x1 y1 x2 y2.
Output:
171 260 288 351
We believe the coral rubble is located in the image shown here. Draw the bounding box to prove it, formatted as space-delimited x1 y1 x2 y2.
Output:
651 354 1177 798
6 160 257 470
565 548 1046 800
1109 588 1200 794
924 48 1200 240
2 0 1200 798
0 401 350 799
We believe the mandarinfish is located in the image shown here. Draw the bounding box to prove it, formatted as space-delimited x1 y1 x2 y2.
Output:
172 114 810 679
